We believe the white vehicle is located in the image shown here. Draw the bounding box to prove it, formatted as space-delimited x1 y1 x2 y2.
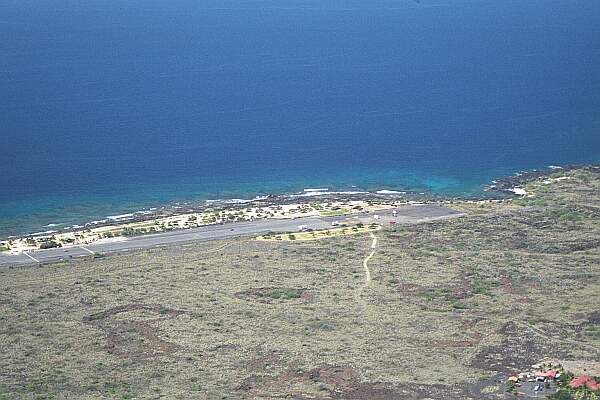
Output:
298 225 309 232
331 221 339 227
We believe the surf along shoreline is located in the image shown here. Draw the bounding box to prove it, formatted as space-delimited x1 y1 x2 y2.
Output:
0 164 595 255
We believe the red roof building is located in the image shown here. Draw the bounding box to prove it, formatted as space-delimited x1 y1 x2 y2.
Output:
535 370 558 379
570 375 599 391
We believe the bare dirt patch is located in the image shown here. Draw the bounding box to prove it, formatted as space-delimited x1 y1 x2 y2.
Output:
238 364 485 400
587 311 600 324
84 303 187 360
470 321 569 374
238 365 405 400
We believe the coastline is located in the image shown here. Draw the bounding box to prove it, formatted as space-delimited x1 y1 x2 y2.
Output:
0 196 412 255
1 163 597 255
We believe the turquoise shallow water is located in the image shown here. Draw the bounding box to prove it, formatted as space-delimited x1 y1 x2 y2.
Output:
1 160 598 239
1 0 599 237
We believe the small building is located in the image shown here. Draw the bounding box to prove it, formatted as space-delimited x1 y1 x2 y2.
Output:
570 375 599 391
535 370 558 379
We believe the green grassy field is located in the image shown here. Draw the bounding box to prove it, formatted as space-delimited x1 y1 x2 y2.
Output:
0 167 598 399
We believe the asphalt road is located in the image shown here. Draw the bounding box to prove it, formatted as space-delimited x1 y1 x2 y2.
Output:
0 204 462 267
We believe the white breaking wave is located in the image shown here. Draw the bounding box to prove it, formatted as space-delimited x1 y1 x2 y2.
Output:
376 190 406 195
291 190 367 198
303 188 329 192
508 188 528 196
107 213 135 221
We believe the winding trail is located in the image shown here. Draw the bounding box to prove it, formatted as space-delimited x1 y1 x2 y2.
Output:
355 232 378 304
362 232 377 287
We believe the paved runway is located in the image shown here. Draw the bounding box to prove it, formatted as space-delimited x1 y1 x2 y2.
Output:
0 204 462 267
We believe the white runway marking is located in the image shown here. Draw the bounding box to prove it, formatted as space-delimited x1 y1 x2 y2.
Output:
79 246 95 255
24 253 40 263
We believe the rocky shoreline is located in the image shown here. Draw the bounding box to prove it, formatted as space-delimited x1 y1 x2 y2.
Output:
485 164 600 196
4 163 599 244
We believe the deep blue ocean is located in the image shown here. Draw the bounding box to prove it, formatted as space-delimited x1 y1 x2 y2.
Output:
1 0 599 237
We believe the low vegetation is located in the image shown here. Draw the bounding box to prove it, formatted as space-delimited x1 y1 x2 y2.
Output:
257 224 380 241
0 166 598 399
39 240 61 249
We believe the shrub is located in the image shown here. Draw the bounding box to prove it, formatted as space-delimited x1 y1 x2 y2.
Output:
39 240 61 249
549 390 574 400
450 299 467 309
268 288 302 300
506 380 516 393
472 280 497 296
585 325 600 339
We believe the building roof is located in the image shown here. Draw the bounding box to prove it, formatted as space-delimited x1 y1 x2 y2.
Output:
535 370 558 378
570 375 599 390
